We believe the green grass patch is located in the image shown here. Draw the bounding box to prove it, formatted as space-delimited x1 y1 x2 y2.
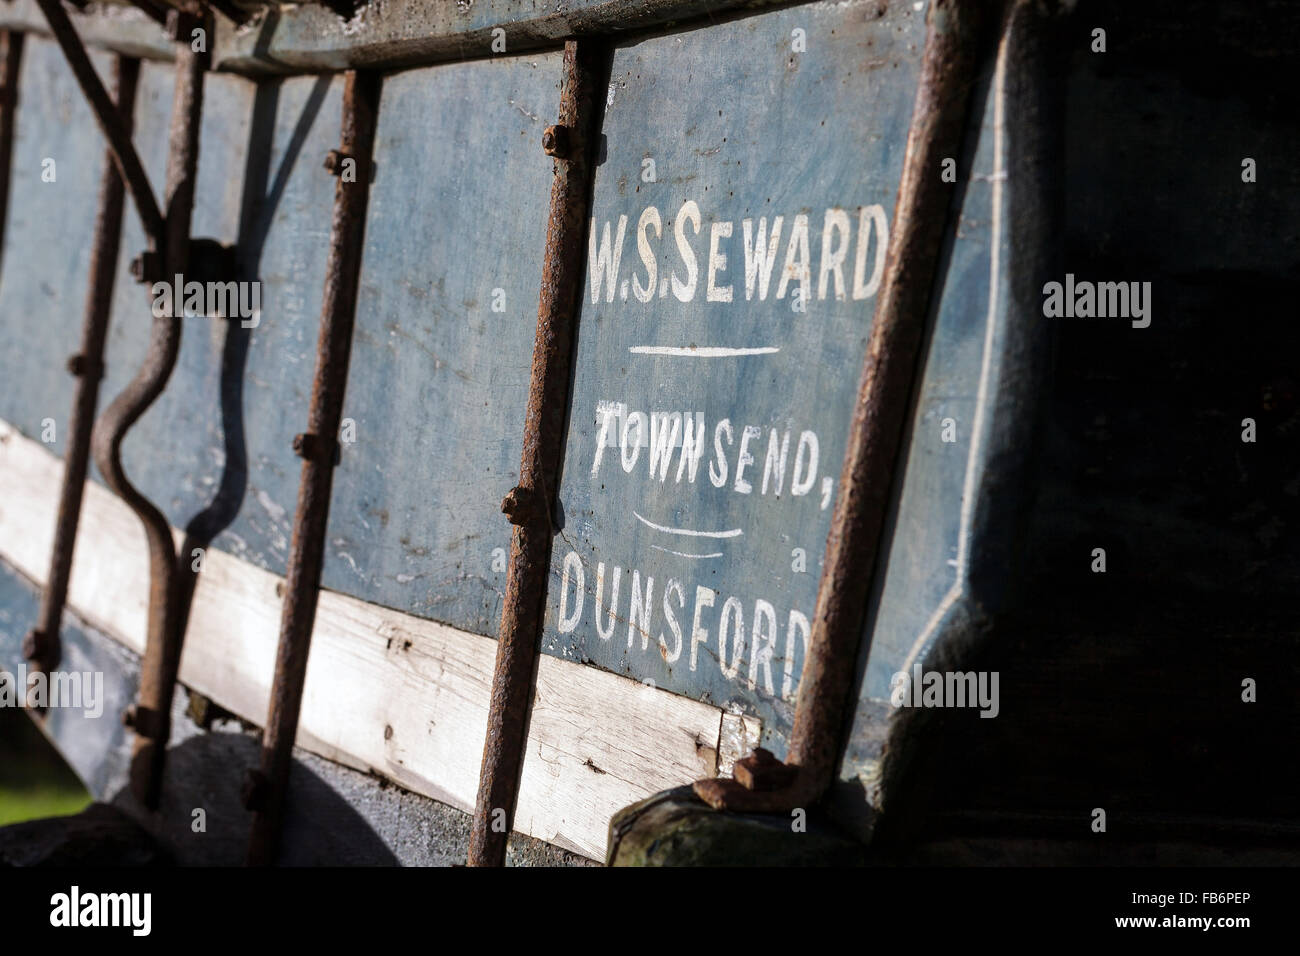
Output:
0 706 92 826
0 785 92 826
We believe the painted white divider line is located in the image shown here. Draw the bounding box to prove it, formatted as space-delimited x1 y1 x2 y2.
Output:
633 510 743 539
649 544 724 560
628 346 780 357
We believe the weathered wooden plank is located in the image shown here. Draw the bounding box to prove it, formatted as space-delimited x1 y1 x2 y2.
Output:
320 53 559 637
0 0 174 65
211 0 799 76
538 2 926 754
0 417 726 859
0 558 594 865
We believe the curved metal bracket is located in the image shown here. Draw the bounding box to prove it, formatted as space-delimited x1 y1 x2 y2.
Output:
89 39 207 810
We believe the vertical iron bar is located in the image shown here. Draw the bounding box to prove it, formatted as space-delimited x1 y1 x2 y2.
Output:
693 0 1000 813
0 30 24 278
246 69 381 866
786 0 997 792
91 24 205 810
467 38 608 868
24 56 140 691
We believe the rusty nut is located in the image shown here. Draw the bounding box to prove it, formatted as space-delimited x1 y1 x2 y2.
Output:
542 124 571 159
733 747 797 791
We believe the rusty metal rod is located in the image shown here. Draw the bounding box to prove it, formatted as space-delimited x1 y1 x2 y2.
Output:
467 38 608 868
24 56 140 693
693 0 1001 813
32 0 164 244
0 31 24 281
91 34 205 811
246 69 381 866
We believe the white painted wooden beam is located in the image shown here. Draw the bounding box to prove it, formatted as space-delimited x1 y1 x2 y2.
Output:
0 418 736 860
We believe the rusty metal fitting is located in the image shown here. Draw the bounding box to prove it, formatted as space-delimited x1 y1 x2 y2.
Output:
292 431 336 462
500 485 538 526
734 747 798 791
541 124 571 158
66 353 103 379
21 628 43 661
21 628 59 673
323 149 350 176
241 768 269 812
125 705 165 739
129 249 162 285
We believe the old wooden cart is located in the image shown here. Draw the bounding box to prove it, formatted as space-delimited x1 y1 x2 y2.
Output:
1 0 1296 865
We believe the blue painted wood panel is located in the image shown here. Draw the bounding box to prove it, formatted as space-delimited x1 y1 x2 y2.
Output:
321 54 560 637
539 3 927 752
0 36 108 451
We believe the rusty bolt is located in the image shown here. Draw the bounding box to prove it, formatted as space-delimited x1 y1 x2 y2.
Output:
733 747 797 792
22 629 58 675
20 628 43 661
66 353 101 378
130 250 161 285
292 432 319 460
242 768 269 812
323 149 350 175
501 485 535 526
542 125 571 158
122 705 137 729
293 432 339 465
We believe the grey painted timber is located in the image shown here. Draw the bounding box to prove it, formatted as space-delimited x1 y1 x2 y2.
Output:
0 0 174 66
211 0 802 75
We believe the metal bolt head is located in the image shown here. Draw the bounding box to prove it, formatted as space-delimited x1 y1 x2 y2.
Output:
292 432 312 459
130 250 160 285
323 149 347 175
66 354 88 377
501 485 532 525
734 747 796 791
122 705 137 729
542 125 571 158
21 628 41 661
